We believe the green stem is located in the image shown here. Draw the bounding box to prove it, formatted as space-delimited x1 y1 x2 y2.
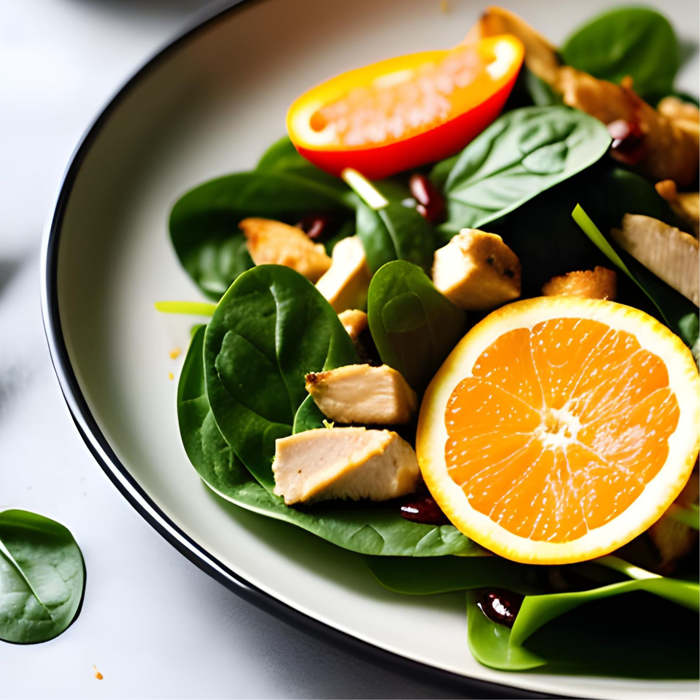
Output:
154 301 217 316
597 555 660 580
571 204 668 323
341 168 388 210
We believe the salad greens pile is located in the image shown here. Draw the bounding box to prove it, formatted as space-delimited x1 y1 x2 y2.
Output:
165 4 699 676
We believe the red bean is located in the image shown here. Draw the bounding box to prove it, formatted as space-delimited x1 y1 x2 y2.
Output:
409 174 446 224
400 496 449 525
297 214 333 240
476 590 523 628
607 119 646 165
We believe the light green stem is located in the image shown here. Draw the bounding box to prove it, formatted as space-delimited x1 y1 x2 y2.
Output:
154 301 216 316
598 555 660 580
341 168 388 210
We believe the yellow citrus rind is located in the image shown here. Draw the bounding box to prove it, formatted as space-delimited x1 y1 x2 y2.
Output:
417 297 700 564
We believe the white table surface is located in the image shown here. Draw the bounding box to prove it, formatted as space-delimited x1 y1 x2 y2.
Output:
0 1 463 697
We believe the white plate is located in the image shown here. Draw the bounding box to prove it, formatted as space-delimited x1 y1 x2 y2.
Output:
42 0 699 697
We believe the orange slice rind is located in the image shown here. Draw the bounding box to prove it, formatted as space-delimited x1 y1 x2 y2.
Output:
417 297 700 564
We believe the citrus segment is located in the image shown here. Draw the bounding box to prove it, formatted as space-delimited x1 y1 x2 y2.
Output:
417 297 700 564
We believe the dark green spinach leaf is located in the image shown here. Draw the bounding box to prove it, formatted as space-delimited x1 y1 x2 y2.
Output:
561 7 680 101
169 171 352 300
367 261 467 391
179 326 479 556
355 201 436 273
367 555 547 595
0 510 85 644
431 106 611 238
203 265 358 488
467 588 699 675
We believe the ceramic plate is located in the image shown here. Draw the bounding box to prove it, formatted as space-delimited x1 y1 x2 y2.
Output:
42 0 699 697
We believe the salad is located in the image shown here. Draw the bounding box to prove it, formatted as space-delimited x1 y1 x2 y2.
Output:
160 5 700 676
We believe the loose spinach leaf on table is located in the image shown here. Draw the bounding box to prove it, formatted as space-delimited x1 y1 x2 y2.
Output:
367 261 467 391
169 170 353 300
561 7 680 101
430 106 611 239
467 578 700 674
0 510 85 644
179 326 478 556
203 265 358 489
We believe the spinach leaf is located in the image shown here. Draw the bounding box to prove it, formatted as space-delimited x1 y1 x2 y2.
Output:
292 394 327 434
169 171 352 300
256 136 349 192
342 169 435 273
355 202 435 273
367 261 467 391
0 510 85 644
179 327 479 556
488 165 687 296
572 204 698 347
432 106 611 238
561 7 680 101
203 265 358 488
466 588 699 675
367 555 548 595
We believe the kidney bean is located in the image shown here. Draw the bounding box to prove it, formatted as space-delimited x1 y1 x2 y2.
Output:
476 589 523 628
297 214 333 241
607 119 646 165
409 174 446 224
400 496 449 525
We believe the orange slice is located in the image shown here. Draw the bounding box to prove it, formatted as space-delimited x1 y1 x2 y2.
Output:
417 297 700 564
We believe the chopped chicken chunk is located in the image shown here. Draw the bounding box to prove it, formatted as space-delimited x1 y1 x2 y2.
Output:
338 309 368 341
611 214 699 305
654 180 699 236
316 236 372 312
305 364 417 424
432 229 521 310
272 427 420 504
240 217 331 282
542 266 617 300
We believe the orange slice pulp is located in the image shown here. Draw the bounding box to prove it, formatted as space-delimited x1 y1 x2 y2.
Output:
417 297 700 564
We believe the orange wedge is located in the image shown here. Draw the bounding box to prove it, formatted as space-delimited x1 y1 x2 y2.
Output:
417 297 700 564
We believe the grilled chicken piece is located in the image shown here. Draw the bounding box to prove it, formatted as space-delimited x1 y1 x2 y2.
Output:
272 427 420 504
468 8 699 186
305 364 417 425
464 5 559 84
654 180 699 236
316 236 372 312
555 69 699 186
240 218 331 282
611 214 699 305
657 97 700 139
338 309 368 341
542 266 617 300
432 229 521 310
